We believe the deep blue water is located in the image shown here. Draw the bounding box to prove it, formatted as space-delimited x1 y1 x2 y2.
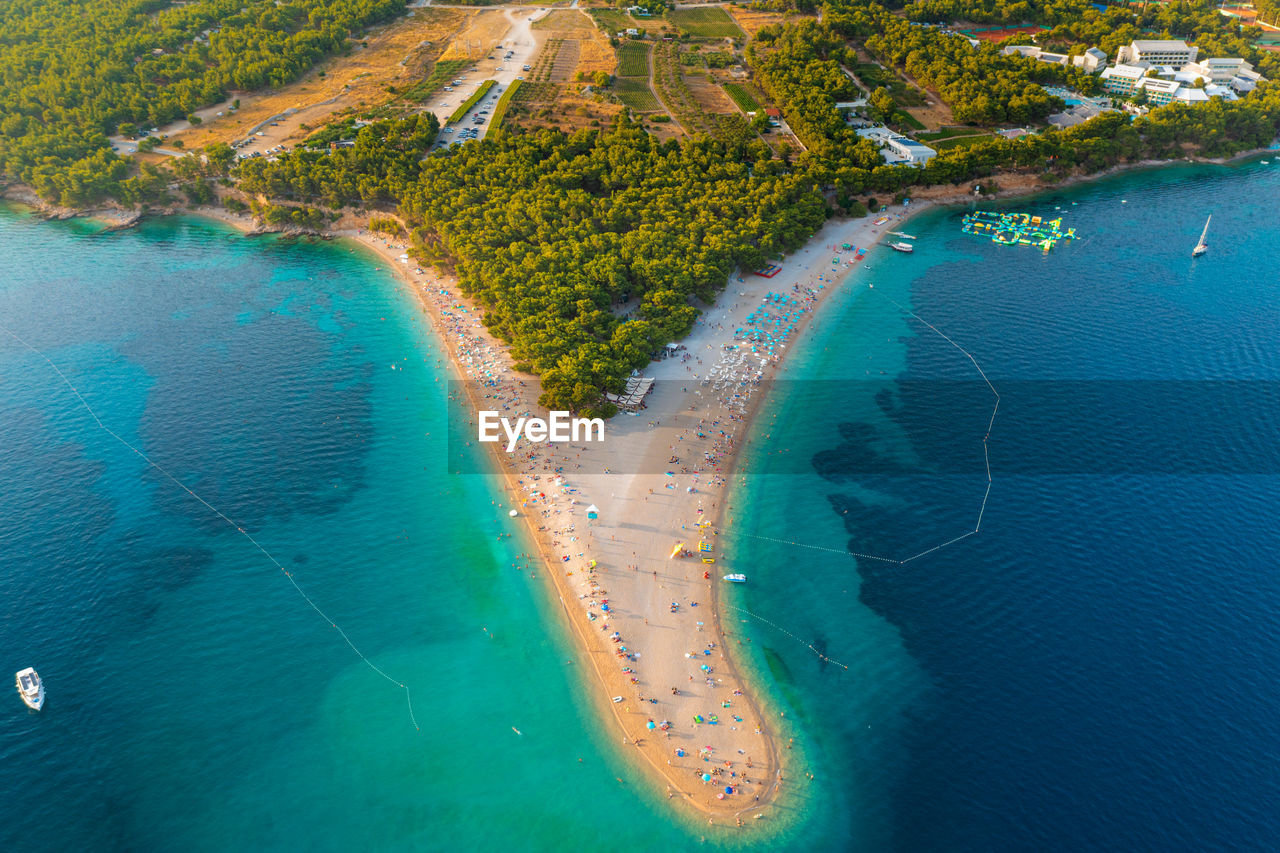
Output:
728 159 1280 851
3 158 1278 851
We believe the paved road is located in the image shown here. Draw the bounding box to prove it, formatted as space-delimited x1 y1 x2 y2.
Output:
433 7 545 148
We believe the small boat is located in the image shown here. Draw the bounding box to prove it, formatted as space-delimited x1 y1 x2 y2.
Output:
722 574 746 583
888 241 914 254
15 668 43 711
888 231 916 240
1192 214 1210 257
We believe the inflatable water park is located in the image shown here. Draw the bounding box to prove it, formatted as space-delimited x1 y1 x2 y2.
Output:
962 210 1077 252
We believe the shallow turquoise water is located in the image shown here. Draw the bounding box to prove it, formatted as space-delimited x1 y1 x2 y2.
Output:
0 210 788 851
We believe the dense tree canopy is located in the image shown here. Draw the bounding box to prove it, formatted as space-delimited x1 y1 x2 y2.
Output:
8 0 1280 412
0 0 405 205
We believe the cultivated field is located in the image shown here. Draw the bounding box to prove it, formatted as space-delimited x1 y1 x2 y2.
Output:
684 71 737 115
725 6 791 37
667 6 743 38
616 42 651 77
722 81 762 113
614 77 661 112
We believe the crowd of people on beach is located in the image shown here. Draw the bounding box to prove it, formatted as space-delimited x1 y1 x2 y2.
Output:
360 221 891 815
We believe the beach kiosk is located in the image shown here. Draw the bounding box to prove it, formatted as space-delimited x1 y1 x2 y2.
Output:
586 504 599 520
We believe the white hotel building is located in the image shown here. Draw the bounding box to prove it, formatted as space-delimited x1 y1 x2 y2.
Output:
1116 40 1200 66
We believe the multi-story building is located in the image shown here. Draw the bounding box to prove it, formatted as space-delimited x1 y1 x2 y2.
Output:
1100 64 1149 95
1117 40 1199 66
1072 48 1108 73
854 127 937 166
1181 57 1252 84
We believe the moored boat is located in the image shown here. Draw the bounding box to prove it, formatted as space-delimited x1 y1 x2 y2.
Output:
722 574 746 583
888 241 914 253
15 667 43 711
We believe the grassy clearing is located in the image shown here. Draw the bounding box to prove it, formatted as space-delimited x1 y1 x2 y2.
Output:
851 62 925 107
532 9 596 33
172 7 469 150
614 77 660 111
616 42 650 77
721 82 760 113
932 132 997 150
896 110 926 131
490 79 521 127
667 7 742 39
917 126 983 141
588 8 636 34
448 79 496 122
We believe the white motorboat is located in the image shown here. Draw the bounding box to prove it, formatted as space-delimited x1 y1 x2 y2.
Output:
888 241 914 253
15 668 43 711
722 574 746 583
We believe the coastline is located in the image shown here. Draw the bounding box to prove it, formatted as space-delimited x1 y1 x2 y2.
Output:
3 146 1271 832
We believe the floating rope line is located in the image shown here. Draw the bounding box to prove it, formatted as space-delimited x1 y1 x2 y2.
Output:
724 604 849 670
1 322 420 731
745 282 1000 567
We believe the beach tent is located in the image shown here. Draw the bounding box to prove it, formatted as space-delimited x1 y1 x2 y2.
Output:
586 505 599 520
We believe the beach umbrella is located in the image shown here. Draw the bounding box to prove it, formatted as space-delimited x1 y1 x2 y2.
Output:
508 509 518 517
702 774 712 782
725 786 733 794
586 505 599 520
647 721 656 730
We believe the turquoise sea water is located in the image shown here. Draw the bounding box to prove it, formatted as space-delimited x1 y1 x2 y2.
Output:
0 210 760 851
726 158 1280 850
3 157 1278 851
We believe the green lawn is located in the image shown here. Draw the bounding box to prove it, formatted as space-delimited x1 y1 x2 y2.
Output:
895 110 925 131
918 125 983 141
614 77 661 111
932 133 998 150
588 8 637 34
616 42 650 77
721 82 760 113
667 6 742 38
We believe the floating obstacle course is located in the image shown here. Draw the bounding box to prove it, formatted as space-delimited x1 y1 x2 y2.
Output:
962 210 1077 252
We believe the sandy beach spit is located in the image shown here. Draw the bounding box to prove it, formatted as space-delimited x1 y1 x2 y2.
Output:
292 202 942 824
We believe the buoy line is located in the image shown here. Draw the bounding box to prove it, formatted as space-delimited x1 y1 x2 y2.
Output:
0 322 420 731
744 281 999 567
724 604 849 670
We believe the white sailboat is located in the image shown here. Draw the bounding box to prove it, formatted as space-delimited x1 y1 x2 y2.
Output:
1192 215 1210 257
